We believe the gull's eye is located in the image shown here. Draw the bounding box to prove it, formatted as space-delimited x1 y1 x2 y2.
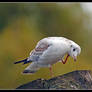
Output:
73 48 76 51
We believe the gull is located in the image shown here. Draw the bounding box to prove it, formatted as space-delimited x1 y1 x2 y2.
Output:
14 37 81 75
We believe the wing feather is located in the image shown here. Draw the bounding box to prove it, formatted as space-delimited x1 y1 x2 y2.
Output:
28 40 51 61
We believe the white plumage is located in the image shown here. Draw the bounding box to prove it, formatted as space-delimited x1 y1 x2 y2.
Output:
14 37 81 74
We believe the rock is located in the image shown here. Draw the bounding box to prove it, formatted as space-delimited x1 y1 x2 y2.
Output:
16 70 92 89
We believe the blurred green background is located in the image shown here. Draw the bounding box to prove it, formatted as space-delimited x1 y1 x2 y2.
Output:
0 3 92 89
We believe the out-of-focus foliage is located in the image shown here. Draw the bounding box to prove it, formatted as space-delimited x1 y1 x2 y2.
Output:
0 3 92 89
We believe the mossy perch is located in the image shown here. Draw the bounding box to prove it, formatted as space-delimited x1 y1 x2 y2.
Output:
16 70 92 89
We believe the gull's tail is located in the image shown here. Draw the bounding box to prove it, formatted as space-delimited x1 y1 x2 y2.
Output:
14 58 32 65
22 62 40 74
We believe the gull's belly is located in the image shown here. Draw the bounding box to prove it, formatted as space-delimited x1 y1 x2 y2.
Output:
38 47 66 66
38 53 64 66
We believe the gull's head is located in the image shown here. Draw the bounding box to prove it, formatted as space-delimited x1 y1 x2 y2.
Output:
68 41 81 61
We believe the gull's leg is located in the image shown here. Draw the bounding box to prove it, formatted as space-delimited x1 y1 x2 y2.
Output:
62 54 70 64
48 65 54 77
49 66 53 77
62 60 66 64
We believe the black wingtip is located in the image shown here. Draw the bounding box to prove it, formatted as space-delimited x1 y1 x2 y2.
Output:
14 62 18 64
14 61 21 64
23 70 31 73
23 61 31 65
14 58 28 64
23 70 36 74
